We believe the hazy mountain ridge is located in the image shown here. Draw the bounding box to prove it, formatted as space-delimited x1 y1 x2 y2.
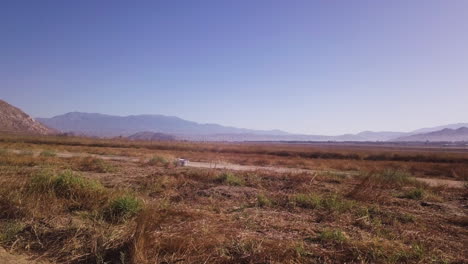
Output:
36 111 468 142
411 123 468 134
127 131 176 141
37 112 290 138
0 100 55 135
395 127 468 142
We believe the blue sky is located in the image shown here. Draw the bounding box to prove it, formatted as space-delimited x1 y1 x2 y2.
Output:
1 0 467 135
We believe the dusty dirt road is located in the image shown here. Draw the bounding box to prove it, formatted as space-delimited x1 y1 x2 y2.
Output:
8 149 467 188
187 161 466 188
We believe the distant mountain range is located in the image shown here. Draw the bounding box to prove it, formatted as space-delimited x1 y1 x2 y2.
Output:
395 127 468 142
36 112 290 138
36 111 468 142
0 100 55 135
1 99 466 142
128 131 176 141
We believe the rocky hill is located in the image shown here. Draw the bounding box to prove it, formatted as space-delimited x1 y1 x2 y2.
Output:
0 100 55 135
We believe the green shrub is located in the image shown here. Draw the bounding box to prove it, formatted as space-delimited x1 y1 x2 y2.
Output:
53 170 105 199
77 157 115 173
292 193 321 209
29 170 106 205
105 195 143 222
218 172 245 186
400 188 424 200
292 193 355 212
0 221 25 243
147 155 169 166
256 193 272 207
398 213 416 223
389 243 426 263
374 169 414 186
28 169 56 194
317 228 347 243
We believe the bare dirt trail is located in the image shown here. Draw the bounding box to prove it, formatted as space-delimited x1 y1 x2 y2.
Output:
187 161 354 175
7 149 466 188
10 149 141 162
187 161 466 188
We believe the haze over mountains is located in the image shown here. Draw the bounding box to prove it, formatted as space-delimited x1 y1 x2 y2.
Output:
37 111 468 142
0 99 466 142
36 112 289 138
395 127 468 142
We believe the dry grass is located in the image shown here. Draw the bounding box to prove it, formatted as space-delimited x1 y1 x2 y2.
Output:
0 134 466 263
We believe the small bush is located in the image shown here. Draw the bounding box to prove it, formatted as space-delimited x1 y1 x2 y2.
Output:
375 169 414 186
398 213 416 223
0 221 25 243
317 229 347 243
40 150 57 157
105 195 143 222
256 193 273 207
28 169 56 194
400 188 424 200
77 157 115 173
292 193 321 209
356 206 416 226
348 170 421 202
390 243 426 263
29 170 107 210
292 193 355 212
217 172 245 186
147 155 169 166
53 170 105 199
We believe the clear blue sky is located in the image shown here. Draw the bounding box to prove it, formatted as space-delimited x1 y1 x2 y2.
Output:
1 0 467 135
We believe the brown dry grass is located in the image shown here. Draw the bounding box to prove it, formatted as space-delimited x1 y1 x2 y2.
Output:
0 134 467 263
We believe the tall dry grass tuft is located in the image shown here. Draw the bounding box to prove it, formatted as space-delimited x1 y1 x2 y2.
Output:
74 156 116 173
347 169 427 202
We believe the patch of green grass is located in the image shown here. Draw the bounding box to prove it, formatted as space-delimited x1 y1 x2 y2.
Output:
105 195 143 222
53 170 105 198
356 206 416 227
292 193 321 209
292 193 355 212
317 228 347 243
293 242 309 258
374 169 414 186
147 155 169 166
256 193 273 207
399 188 425 200
398 213 416 223
0 221 25 243
389 243 426 263
39 150 57 157
29 170 106 204
217 172 245 186
350 240 433 264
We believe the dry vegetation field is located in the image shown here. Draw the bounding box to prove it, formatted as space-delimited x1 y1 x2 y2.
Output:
0 134 467 263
